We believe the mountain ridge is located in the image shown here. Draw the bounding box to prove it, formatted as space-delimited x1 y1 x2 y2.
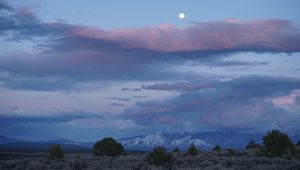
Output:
118 130 300 150
0 134 25 144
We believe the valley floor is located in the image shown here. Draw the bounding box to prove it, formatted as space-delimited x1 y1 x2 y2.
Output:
0 149 299 170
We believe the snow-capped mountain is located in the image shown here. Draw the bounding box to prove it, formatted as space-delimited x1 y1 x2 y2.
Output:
118 131 265 150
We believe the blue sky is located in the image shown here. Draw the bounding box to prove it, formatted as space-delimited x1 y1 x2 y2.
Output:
0 0 300 141
8 0 300 28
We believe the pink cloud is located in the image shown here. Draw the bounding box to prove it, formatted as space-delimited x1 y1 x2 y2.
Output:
271 91 300 106
67 19 300 52
3 3 300 54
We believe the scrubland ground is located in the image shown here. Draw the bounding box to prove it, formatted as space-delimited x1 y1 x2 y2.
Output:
0 149 300 170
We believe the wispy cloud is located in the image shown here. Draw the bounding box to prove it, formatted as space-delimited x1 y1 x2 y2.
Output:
106 97 130 102
111 103 128 107
121 87 142 92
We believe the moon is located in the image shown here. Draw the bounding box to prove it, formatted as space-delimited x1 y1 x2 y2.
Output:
178 13 185 19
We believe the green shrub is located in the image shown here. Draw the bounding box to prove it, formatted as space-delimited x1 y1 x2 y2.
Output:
147 146 173 167
246 140 259 149
173 147 180 152
256 144 265 157
227 149 235 157
263 130 295 157
48 144 64 160
93 137 124 156
213 144 222 152
295 145 300 160
187 144 198 156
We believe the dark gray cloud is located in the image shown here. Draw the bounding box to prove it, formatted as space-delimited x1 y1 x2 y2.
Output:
134 96 149 99
121 87 142 92
0 109 103 124
205 60 269 67
141 81 213 92
123 76 300 132
0 0 13 11
0 75 77 91
0 109 138 141
0 9 56 38
106 97 130 102
111 103 128 107
140 76 300 96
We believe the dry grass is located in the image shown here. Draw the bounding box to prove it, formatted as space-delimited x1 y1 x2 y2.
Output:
0 149 299 170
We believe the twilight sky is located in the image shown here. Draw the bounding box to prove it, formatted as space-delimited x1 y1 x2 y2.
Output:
0 0 300 141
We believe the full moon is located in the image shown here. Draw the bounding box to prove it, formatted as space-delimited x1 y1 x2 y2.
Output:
178 13 185 19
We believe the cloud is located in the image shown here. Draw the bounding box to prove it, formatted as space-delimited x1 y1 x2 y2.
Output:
140 76 300 94
121 87 142 92
0 2 300 91
49 20 300 53
141 81 212 92
1 3 300 52
111 103 128 107
106 97 130 102
0 74 77 91
0 1 299 137
205 60 269 67
1 2 300 53
67 117 138 130
123 76 300 132
0 107 103 124
271 91 300 106
52 20 300 53
0 106 139 140
0 0 13 11
134 96 149 99
0 115 139 141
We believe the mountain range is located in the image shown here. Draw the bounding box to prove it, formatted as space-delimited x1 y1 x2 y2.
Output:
120 131 300 150
118 131 262 150
1 131 300 151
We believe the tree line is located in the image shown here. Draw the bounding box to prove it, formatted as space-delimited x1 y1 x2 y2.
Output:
48 130 300 167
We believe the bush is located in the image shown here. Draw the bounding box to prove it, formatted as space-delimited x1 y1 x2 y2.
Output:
213 144 222 152
187 144 198 156
295 145 300 160
147 146 173 167
256 144 266 157
296 141 300 146
25 161 47 170
173 147 180 153
263 130 295 157
246 140 259 149
93 137 124 156
227 149 235 157
48 144 64 160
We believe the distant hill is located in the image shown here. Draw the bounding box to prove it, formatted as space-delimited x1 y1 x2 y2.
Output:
0 135 25 144
0 142 91 153
0 135 92 152
38 139 93 147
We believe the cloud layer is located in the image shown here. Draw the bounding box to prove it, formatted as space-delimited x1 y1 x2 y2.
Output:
1 2 300 91
1 1 300 139
124 76 300 132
